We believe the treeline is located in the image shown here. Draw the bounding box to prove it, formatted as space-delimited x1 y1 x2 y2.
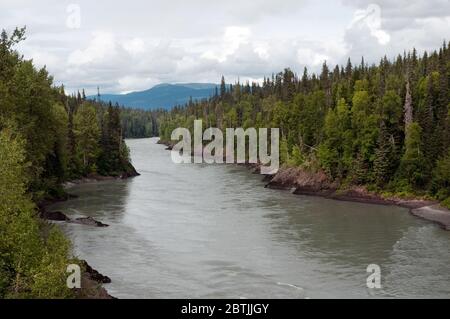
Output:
160 42 450 207
61 94 135 182
120 107 163 138
0 28 133 298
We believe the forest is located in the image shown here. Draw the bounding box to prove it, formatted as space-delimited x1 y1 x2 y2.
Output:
159 42 450 208
121 107 162 139
0 25 449 298
0 28 135 298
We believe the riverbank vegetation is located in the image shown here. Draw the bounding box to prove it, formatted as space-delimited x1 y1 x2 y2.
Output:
159 42 450 208
0 27 134 298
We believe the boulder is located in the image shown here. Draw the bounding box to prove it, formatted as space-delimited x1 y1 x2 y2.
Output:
72 216 109 227
80 260 112 284
40 211 70 221
121 162 141 179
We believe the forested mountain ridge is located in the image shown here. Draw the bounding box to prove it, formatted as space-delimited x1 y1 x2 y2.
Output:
91 83 218 110
0 28 137 298
159 43 450 208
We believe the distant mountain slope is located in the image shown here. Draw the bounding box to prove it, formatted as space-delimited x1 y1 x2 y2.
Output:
90 83 218 110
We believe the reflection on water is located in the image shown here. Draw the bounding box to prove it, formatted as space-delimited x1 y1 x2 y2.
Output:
50 138 450 299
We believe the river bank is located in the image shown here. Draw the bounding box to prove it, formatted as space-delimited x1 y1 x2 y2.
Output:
263 166 449 230
38 168 140 299
48 137 450 298
159 139 450 231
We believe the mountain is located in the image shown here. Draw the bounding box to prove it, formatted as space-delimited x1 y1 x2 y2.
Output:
90 83 218 110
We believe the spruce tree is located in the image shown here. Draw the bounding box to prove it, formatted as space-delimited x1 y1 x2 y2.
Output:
220 76 226 98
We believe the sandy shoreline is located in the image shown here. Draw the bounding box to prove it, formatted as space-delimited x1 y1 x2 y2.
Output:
411 205 450 231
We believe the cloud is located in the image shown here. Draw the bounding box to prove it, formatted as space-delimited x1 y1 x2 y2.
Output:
1 0 448 94
124 38 145 56
342 0 450 20
202 26 252 62
68 31 116 65
342 0 450 63
349 4 390 45
297 48 330 67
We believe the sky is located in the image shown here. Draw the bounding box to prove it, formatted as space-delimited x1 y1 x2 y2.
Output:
1 0 449 95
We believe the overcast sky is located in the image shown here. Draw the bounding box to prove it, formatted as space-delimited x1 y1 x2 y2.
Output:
1 0 449 94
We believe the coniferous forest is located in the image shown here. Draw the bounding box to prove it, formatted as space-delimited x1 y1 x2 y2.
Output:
159 42 450 208
0 28 136 298
121 107 162 139
0 24 449 299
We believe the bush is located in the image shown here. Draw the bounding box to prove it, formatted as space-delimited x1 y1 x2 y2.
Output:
432 149 450 200
0 130 74 298
442 197 450 210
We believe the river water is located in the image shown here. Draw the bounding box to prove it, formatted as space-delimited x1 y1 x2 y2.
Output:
50 138 450 298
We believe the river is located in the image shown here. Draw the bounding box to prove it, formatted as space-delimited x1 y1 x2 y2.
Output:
50 138 450 298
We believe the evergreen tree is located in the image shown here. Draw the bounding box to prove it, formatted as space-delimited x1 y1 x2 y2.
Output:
373 122 395 186
432 149 450 206
66 100 80 178
220 76 226 98
74 103 101 174
398 123 427 189
157 40 450 201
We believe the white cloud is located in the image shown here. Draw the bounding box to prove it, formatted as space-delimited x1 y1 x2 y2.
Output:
68 31 116 65
342 0 449 63
350 4 390 45
254 42 270 61
124 38 145 56
297 48 330 67
1 0 448 94
202 26 251 62
117 75 156 93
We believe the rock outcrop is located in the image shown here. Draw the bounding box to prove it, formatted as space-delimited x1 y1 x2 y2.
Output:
74 260 115 299
71 216 109 227
39 210 71 221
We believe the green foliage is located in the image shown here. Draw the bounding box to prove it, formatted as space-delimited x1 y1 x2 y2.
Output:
432 149 450 201
298 91 327 147
288 145 305 167
96 103 131 175
397 123 427 188
442 197 450 210
318 98 353 178
74 103 100 174
380 90 402 126
0 27 137 298
373 123 395 186
318 108 341 176
279 136 289 165
351 87 380 177
121 107 161 138
0 130 73 298
157 41 450 200
1 27 133 196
